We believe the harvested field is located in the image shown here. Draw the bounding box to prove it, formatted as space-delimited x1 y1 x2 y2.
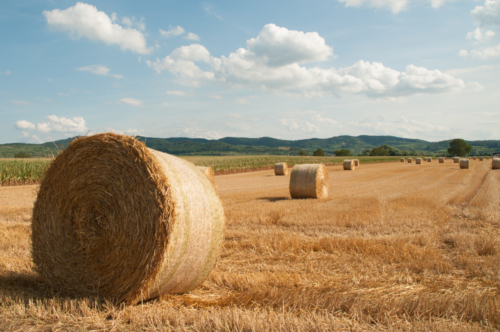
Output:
0 159 499 331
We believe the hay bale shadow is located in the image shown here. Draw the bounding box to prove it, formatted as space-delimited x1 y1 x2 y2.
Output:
258 197 290 202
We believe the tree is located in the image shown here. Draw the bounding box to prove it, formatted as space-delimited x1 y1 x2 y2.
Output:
370 148 390 156
298 150 308 156
313 148 325 156
334 149 351 156
447 139 472 156
14 152 31 158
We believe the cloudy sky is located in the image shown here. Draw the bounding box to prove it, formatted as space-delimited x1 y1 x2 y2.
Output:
1 0 499 144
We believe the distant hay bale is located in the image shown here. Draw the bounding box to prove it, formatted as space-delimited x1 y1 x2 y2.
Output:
354 159 359 166
416 158 422 164
439 157 444 163
473 157 477 160
408 158 413 163
401 158 405 162
289 164 329 199
460 158 470 169
453 157 460 163
196 166 215 186
493 158 500 170
343 159 355 170
31 133 225 305
274 162 289 176
479 157 484 161
427 157 432 162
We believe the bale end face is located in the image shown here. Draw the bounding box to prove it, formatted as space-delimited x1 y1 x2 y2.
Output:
343 160 355 171
401 158 405 162
408 158 413 163
439 157 444 163
353 159 359 166
492 158 500 170
416 158 422 164
274 162 289 176
289 164 329 199
460 158 470 169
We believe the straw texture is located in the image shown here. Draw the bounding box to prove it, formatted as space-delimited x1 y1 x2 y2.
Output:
289 164 329 199
274 162 289 176
493 158 500 170
353 159 359 166
31 133 225 305
343 160 355 171
439 157 444 163
408 158 412 163
416 158 422 165
460 158 470 169
400 158 405 162
196 166 215 186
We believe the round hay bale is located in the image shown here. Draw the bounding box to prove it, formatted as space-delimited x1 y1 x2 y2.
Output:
289 164 329 199
408 158 413 163
401 158 405 162
472 157 477 160
31 133 225 304
343 160 355 170
493 158 500 170
439 157 444 163
353 159 359 166
460 158 470 169
453 157 460 163
416 158 422 164
274 162 289 176
479 157 484 161
196 166 215 186
427 157 432 162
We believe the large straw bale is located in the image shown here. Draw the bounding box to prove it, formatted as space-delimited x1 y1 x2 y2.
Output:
416 158 422 164
400 158 405 162
274 162 289 176
343 159 355 170
408 158 412 163
453 157 460 163
493 158 500 170
460 158 470 169
353 159 359 166
31 133 225 304
196 166 215 186
439 157 444 163
289 164 329 199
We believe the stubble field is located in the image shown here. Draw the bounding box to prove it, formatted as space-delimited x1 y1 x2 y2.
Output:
0 159 499 331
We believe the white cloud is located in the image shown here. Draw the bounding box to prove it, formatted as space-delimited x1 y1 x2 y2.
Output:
166 90 193 96
466 27 495 42
311 114 339 126
280 118 320 133
184 32 200 41
468 44 500 59
76 65 124 79
36 115 87 133
105 127 142 135
1 70 10 75
446 65 494 76
15 120 36 130
204 4 222 20
461 0 500 59
32 135 43 143
159 26 185 37
44 2 151 54
149 24 467 98
210 95 223 99
458 50 469 57
118 97 142 106
181 126 222 139
350 116 450 137
336 0 452 13
11 100 33 105
233 98 250 104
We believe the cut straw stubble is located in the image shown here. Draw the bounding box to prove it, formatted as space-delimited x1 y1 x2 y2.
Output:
31 133 225 305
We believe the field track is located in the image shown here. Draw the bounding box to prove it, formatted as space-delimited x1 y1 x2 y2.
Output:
0 159 499 331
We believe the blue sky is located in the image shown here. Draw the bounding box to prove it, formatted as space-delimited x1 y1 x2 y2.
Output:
1 0 499 144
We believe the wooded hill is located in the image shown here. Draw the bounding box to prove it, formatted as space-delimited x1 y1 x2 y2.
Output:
1 135 499 158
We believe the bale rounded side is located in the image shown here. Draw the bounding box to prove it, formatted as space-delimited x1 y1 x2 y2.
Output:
196 166 216 186
353 159 359 166
416 158 422 164
460 158 470 169
439 157 444 163
31 133 225 304
343 160 355 171
289 164 329 199
492 158 500 170
274 162 289 176
427 158 432 162
479 157 484 161
408 158 413 163
453 157 460 163
401 158 405 162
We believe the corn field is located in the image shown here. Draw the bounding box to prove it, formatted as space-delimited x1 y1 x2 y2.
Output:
0 159 52 186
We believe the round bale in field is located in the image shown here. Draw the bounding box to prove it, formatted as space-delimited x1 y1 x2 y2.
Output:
479 157 484 161
408 158 413 163
289 164 329 199
354 159 359 166
493 158 500 170
31 133 225 305
416 158 422 164
196 166 215 186
439 157 444 163
274 162 289 176
472 157 477 160
427 157 432 162
401 158 405 162
343 160 355 170
460 158 470 169
453 157 460 163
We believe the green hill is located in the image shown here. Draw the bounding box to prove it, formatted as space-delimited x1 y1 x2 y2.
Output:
1 135 499 158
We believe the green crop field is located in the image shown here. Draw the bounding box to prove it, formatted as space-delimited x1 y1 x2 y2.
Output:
0 159 52 186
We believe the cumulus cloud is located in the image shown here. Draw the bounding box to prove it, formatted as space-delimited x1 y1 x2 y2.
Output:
76 65 123 79
311 114 339 126
44 2 151 54
461 0 500 59
159 26 185 37
233 98 250 104
15 120 36 130
465 44 500 59
118 97 142 106
336 0 451 13
11 100 33 105
148 24 468 98
166 90 193 96
184 32 200 41
280 119 320 133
